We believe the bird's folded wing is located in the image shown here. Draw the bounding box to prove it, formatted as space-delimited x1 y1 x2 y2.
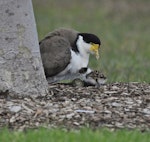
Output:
40 35 71 77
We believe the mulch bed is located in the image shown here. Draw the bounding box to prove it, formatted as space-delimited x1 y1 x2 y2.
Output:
0 82 150 131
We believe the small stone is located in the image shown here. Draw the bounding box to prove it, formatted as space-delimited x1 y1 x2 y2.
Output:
104 110 112 114
112 86 119 90
115 122 124 128
75 109 95 114
111 102 122 107
66 113 75 119
10 116 16 123
136 100 142 104
71 98 76 101
143 108 150 115
9 105 22 113
73 122 80 126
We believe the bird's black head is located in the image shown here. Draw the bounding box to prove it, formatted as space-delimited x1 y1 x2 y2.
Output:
79 33 101 45
72 32 101 60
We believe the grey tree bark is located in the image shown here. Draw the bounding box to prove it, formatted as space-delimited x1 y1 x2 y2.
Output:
0 0 48 96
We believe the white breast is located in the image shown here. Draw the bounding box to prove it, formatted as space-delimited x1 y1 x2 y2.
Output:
69 50 89 73
59 49 89 76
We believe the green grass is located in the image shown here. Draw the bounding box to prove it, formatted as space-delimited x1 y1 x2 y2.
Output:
33 0 150 83
0 128 149 142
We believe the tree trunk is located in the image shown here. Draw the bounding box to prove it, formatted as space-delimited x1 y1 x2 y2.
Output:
0 0 48 96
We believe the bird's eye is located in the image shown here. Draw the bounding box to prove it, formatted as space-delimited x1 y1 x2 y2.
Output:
91 43 100 48
91 42 94 45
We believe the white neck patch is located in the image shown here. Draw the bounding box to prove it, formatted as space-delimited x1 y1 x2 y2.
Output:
76 35 91 57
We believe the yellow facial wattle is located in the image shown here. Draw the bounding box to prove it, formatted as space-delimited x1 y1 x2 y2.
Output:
90 44 100 59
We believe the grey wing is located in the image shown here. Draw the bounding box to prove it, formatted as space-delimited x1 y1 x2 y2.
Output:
40 36 71 77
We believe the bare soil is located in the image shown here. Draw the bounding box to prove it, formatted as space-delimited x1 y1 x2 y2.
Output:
0 82 150 131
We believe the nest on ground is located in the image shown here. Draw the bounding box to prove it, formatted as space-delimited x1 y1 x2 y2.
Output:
0 82 150 131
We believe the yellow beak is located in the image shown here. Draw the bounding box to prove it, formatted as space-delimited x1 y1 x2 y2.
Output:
90 44 100 59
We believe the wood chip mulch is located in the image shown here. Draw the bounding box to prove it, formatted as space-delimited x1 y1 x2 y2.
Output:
0 82 150 131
